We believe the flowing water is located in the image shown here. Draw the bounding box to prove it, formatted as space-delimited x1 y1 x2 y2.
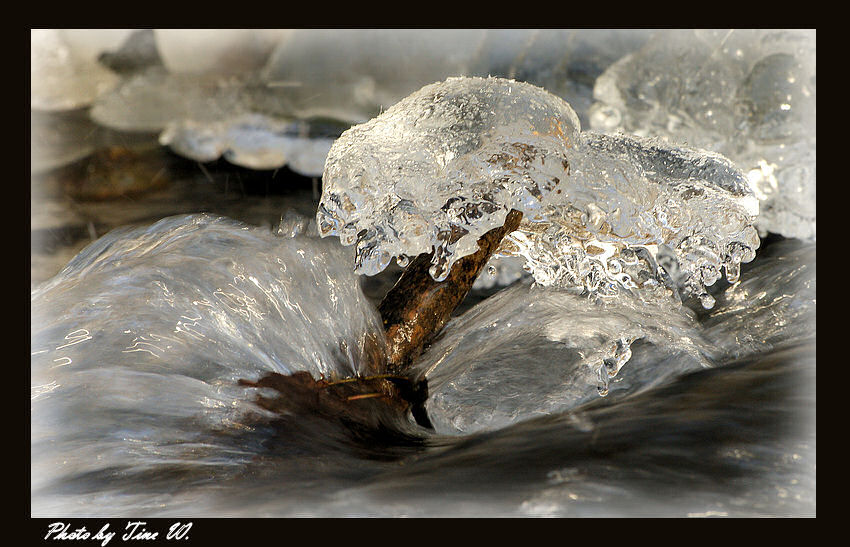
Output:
31 212 815 516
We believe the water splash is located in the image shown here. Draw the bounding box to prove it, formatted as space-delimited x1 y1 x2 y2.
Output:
30 213 813 516
700 238 816 361
31 214 386 508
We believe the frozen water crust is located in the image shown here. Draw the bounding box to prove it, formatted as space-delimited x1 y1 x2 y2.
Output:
412 280 711 434
589 29 815 240
319 76 582 281
505 131 760 308
159 113 335 175
319 76 760 307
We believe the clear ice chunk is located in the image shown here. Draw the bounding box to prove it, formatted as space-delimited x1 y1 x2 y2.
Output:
320 76 759 306
588 29 816 240
412 280 710 434
499 131 761 307
318 76 582 281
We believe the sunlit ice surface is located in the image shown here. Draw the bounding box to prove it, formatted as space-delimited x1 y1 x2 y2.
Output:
319 77 759 309
589 29 815 240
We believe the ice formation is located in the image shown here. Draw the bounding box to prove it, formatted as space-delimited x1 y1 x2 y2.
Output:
159 113 335 175
261 29 651 126
78 30 652 175
319 76 582 281
588 29 816 240
413 281 710 434
502 131 761 308
31 29 127 111
319 76 760 307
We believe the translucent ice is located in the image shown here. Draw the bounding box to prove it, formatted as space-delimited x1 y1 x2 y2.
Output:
589 29 816 239
90 68 255 132
80 30 652 175
31 29 125 111
91 70 338 176
412 280 710 434
500 131 761 307
159 113 335 175
31 214 385 508
319 76 759 306
700 239 816 361
318 76 582 281
262 29 651 126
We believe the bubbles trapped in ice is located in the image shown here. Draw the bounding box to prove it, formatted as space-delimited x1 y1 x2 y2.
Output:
500 131 761 308
588 29 816 240
412 281 710 434
319 76 582 281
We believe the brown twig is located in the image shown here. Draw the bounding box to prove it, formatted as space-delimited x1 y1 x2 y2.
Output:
378 209 524 375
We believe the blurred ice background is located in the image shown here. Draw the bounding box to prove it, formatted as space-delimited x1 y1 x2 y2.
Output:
31 29 815 517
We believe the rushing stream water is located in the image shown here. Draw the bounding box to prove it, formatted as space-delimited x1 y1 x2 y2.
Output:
31 212 815 516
